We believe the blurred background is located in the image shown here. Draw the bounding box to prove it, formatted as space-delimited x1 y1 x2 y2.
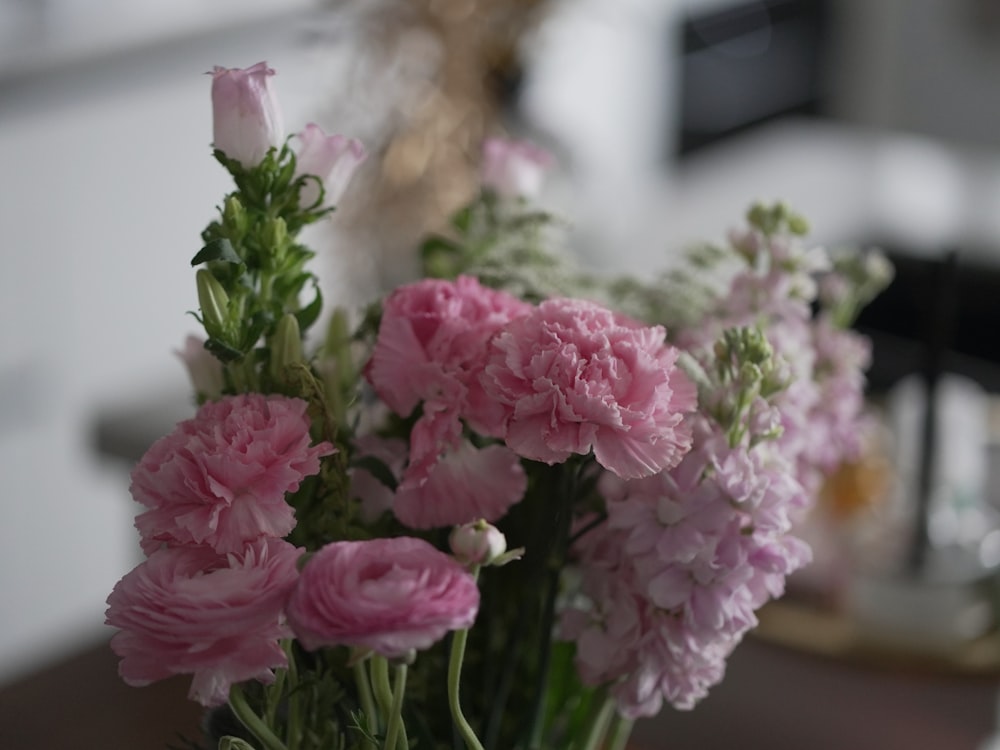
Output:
5 0 1000 747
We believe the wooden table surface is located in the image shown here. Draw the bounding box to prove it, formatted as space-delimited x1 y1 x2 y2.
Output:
2 634 998 750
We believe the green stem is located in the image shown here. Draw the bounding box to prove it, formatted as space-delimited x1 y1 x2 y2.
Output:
448 626 485 750
605 714 635 750
265 667 286 728
371 656 394 732
354 662 379 749
528 464 579 749
228 683 289 750
449 563 484 750
577 696 615 750
283 641 302 750
383 664 408 750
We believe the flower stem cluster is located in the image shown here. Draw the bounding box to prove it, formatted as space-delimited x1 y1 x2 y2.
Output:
194 146 329 383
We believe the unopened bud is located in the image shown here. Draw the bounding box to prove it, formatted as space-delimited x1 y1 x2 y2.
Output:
270 313 303 381
450 520 507 566
263 216 288 252
196 269 230 338
222 195 248 234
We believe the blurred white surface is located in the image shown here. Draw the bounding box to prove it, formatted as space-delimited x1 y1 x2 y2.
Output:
0 0 319 77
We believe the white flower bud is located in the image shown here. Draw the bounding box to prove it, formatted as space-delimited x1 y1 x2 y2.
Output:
449 521 507 566
210 61 284 168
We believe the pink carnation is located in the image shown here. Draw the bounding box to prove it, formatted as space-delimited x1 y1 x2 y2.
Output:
132 393 334 554
366 276 530 485
481 298 697 479
367 276 530 418
286 537 480 658
393 439 526 529
105 538 302 707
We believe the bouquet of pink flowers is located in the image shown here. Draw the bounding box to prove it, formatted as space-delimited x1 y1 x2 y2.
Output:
105 62 891 750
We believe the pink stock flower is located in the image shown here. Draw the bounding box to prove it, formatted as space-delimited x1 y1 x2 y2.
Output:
393 440 526 529
293 123 367 208
105 538 302 707
132 393 334 554
211 61 283 168
481 298 697 479
175 335 224 400
286 537 480 658
559 413 812 716
481 137 553 199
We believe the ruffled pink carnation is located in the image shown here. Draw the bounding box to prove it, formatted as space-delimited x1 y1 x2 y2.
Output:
366 276 530 485
105 538 302 707
393 439 526 529
481 298 697 479
131 393 334 554
286 537 480 658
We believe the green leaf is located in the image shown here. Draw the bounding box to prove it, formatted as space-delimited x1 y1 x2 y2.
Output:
350 455 398 492
419 235 462 259
294 283 324 332
451 205 473 233
217 737 256 750
191 238 242 266
204 337 245 363
243 310 274 351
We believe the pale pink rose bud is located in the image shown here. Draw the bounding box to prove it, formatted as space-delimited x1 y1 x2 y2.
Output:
211 61 284 168
450 521 507 566
175 335 224 400
293 123 367 208
286 537 480 658
481 137 554 199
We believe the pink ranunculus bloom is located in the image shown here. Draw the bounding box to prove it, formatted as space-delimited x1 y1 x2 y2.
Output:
210 61 284 168
293 123 367 208
175 334 224 400
481 298 697 479
481 137 554 199
105 537 302 707
286 537 480 658
132 393 334 554
393 439 527 529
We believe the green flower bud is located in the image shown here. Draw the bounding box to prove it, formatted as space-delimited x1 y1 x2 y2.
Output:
196 269 230 338
263 216 288 253
270 312 303 381
222 195 248 235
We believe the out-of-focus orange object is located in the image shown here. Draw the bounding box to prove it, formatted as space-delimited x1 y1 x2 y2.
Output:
821 453 892 521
